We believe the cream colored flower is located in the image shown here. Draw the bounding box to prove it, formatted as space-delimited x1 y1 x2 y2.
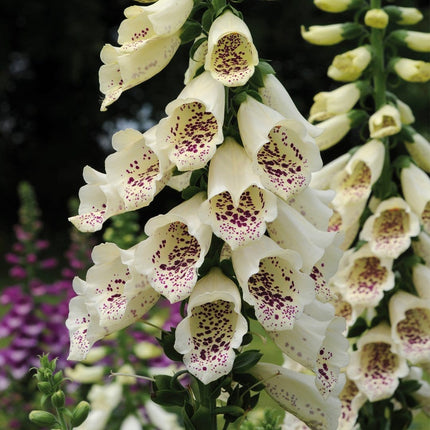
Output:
301 23 362 46
396 98 415 125
385 6 423 25
369 104 402 138
412 263 430 299
390 30 430 53
393 58 430 83
314 0 362 13
404 132 430 173
328 46 372 82
364 9 389 29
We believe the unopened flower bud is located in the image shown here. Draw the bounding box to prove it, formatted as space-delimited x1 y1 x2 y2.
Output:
29 410 57 427
37 381 52 395
314 0 364 13
71 401 91 427
51 390 65 409
364 9 389 29
392 58 430 83
301 22 363 46
328 46 372 82
369 104 402 138
384 6 423 26
404 132 430 173
396 99 415 125
390 30 430 53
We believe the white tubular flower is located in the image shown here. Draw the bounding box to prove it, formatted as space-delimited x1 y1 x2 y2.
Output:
251 362 343 430
331 244 395 308
346 323 409 402
310 153 351 190
66 243 160 361
314 0 363 13
404 132 430 173
98 0 193 110
369 104 402 138
337 378 367 430
389 290 430 365
259 74 321 139
232 235 315 331
268 198 337 274
156 71 225 171
287 187 335 231
413 232 430 267
328 205 362 251
401 163 430 234
385 6 423 26
301 22 363 46
396 98 415 125
309 82 364 122
99 35 181 111
390 30 430 53
205 10 258 87
269 314 349 398
145 401 183 430
68 166 123 233
392 58 430 83
238 96 322 201
120 415 142 430
174 267 247 384
330 290 364 328
314 110 366 151
184 35 208 85
105 127 172 212
412 263 430 299
199 138 277 249
359 197 420 259
327 46 372 82
134 193 212 303
331 139 385 211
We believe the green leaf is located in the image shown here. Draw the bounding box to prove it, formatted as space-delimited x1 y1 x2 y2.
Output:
157 329 184 362
201 9 214 33
233 350 263 373
191 405 212 428
190 36 207 59
181 185 202 200
212 0 227 12
347 316 368 338
257 60 275 76
215 405 245 416
180 20 202 44
151 389 187 407
246 89 262 103
398 379 422 394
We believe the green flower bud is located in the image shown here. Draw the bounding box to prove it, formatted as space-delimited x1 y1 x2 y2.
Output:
71 401 90 427
37 381 52 395
29 410 58 427
384 6 423 26
51 390 66 409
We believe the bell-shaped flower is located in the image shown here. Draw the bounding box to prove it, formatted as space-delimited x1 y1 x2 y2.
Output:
268 198 337 273
156 71 225 171
66 243 160 361
105 127 172 212
389 291 430 365
328 205 362 250
392 57 430 83
238 96 322 200
251 362 343 430
166 171 192 192
331 139 385 212
314 110 367 150
174 267 247 384
199 138 277 249
364 8 390 29
330 289 364 328
369 104 402 138
331 244 395 308
310 153 351 190
205 10 258 87
359 197 420 259
404 131 430 173
314 0 363 13
98 0 193 110
232 235 315 331
309 81 367 122
390 30 430 53
69 166 124 233
327 46 372 82
384 6 423 25
184 35 208 85
259 74 321 139
134 193 212 303
337 378 367 430
396 98 415 125
99 35 182 111
346 323 409 402
301 22 363 46
269 312 349 398
412 263 430 299
401 162 430 234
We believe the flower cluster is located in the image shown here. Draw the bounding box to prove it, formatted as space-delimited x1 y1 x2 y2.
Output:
68 1 350 428
300 1 430 428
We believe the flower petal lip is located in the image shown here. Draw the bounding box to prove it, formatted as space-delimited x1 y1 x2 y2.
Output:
327 46 372 82
174 268 248 384
133 193 212 303
251 362 344 430
359 197 421 259
393 58 430 83
156 71 225 171
232 235 315 331
199 138 277 249
389 290 430 365
369 104 402 139
205 10 259 87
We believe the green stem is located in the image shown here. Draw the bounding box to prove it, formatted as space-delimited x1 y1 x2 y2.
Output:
198 381 217 430
55 408 69 430
369 0 386 109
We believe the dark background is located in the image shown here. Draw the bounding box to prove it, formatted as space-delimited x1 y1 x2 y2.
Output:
0 0 429 258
